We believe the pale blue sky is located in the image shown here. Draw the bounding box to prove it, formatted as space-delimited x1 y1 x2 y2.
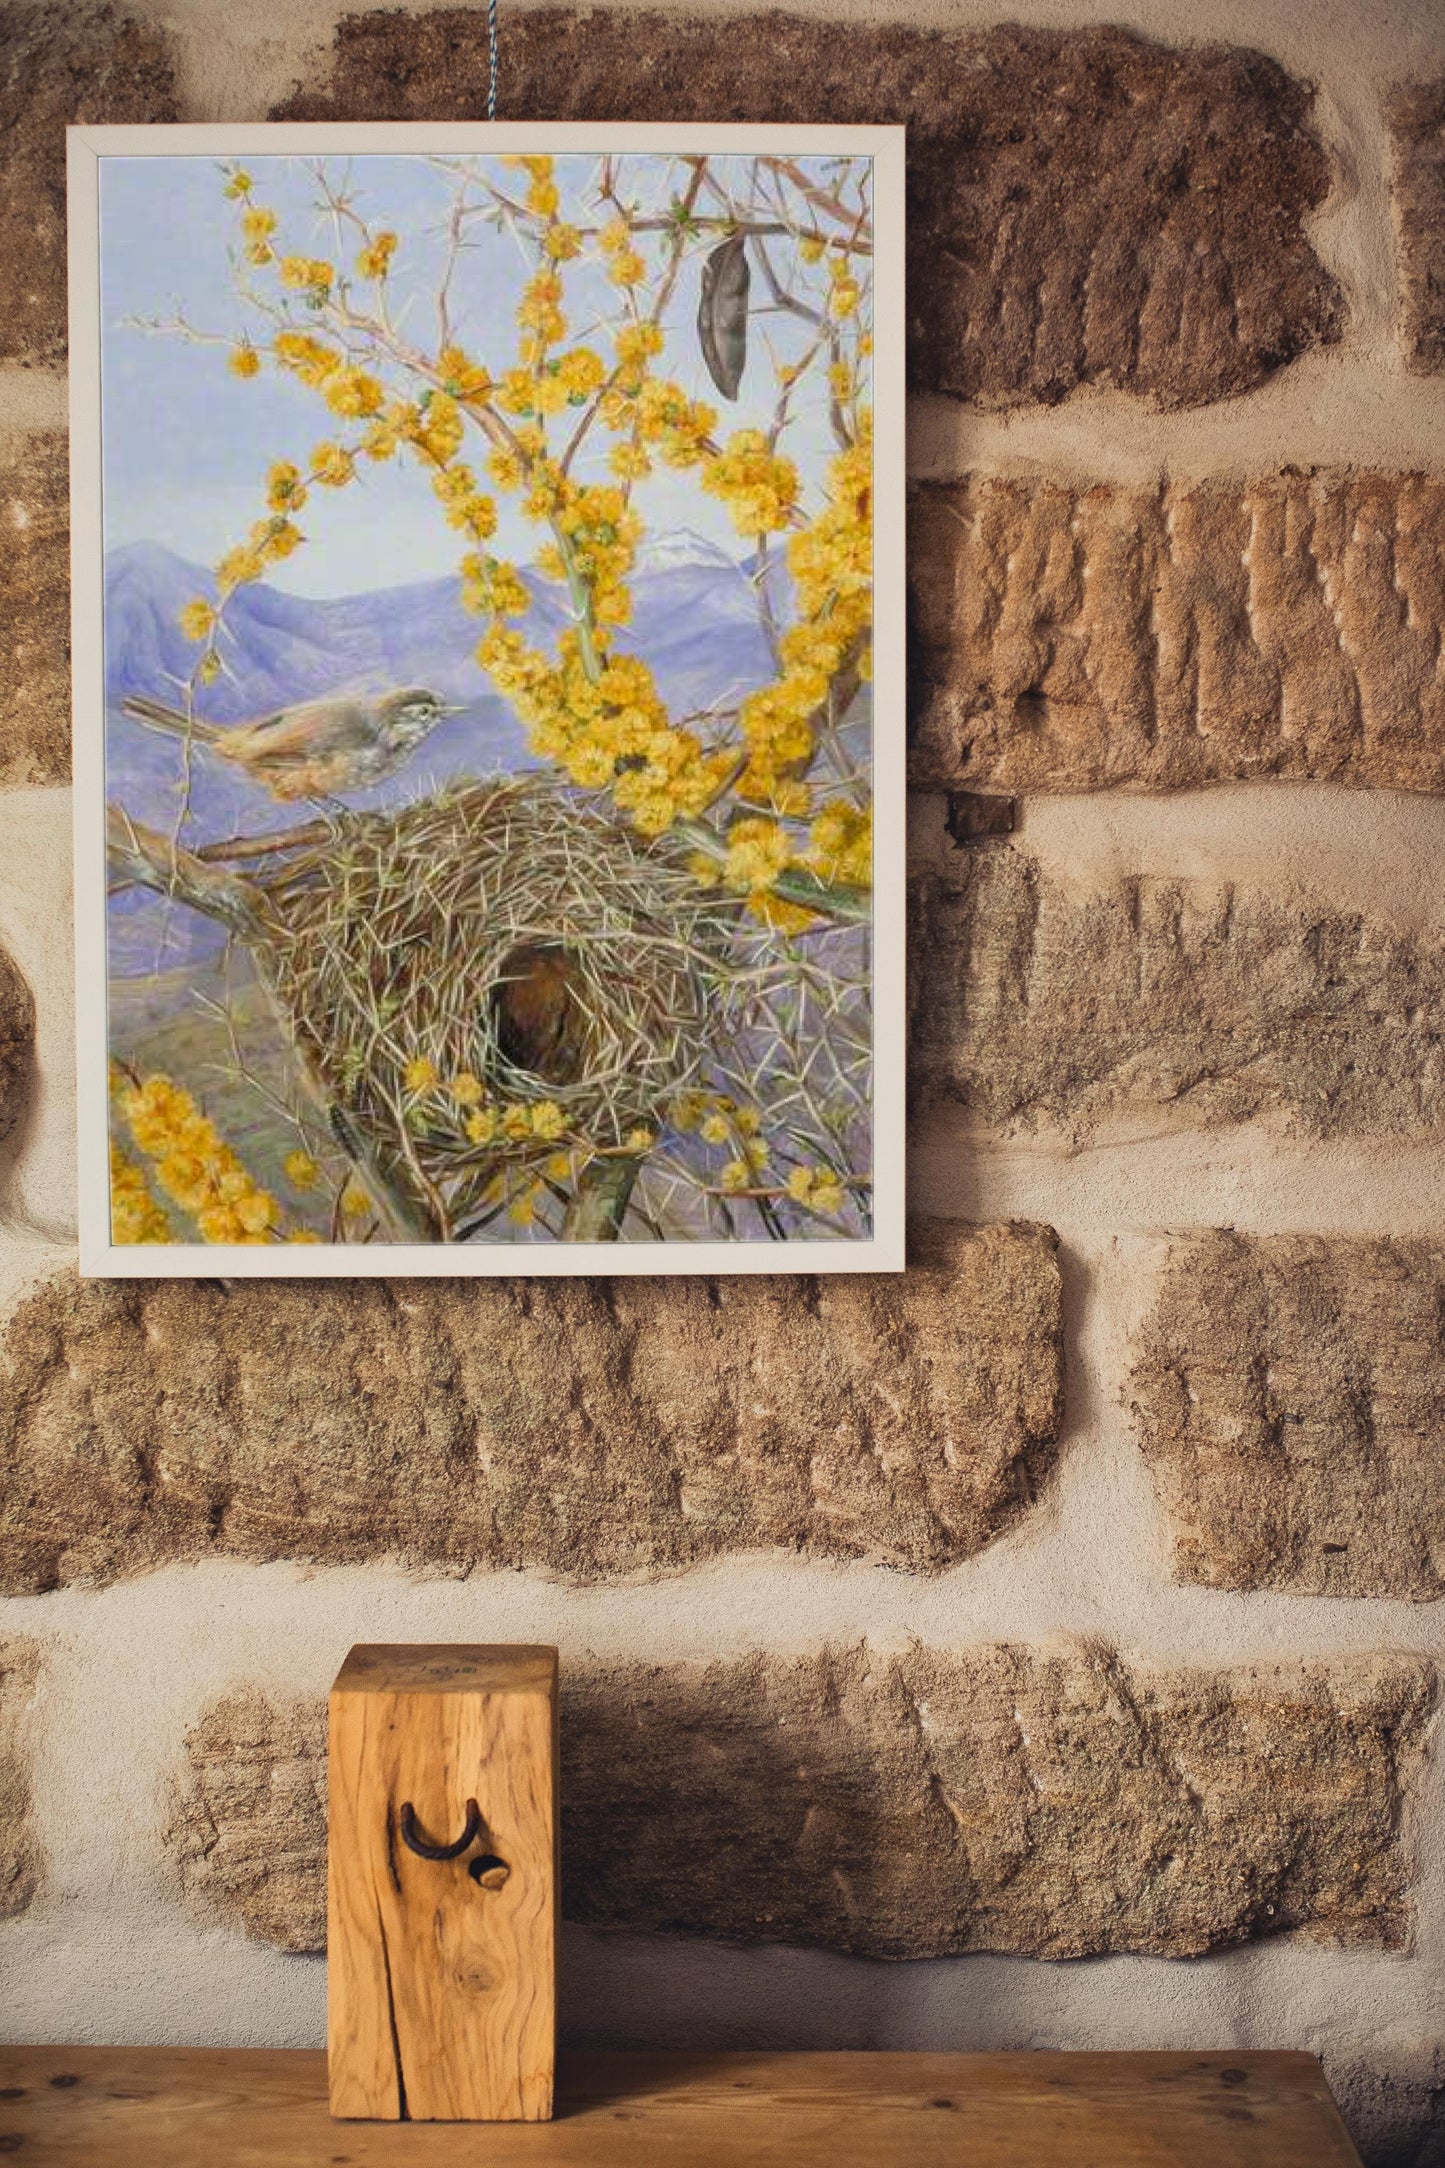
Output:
98 150 866 596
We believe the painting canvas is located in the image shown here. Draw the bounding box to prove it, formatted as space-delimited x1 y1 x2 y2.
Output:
68 123 905 1274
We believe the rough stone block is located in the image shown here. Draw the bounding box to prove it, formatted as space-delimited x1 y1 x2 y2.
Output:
1132 1233 1445 1599
909 473 1445 793
275 13 1342 411
0 4 177 365
0 1221 1063 1594
910 848 1445 1144
0 430 71 785
0 1637 40 1918
168 1641 1434 1960
165 1685 325 1953
1387 77 1445 374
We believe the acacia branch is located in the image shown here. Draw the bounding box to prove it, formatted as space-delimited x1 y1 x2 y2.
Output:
106 805 272 938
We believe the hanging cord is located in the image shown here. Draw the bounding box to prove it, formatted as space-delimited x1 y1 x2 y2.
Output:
488 0 498 118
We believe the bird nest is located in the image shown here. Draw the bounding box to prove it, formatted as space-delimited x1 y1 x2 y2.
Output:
248 775 747 1237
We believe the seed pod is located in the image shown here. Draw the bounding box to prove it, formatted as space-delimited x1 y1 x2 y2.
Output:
698 231 750 400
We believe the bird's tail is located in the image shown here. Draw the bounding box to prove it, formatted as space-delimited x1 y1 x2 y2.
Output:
121 695 222 745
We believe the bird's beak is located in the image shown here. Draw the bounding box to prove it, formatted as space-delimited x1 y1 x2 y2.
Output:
440 703 466 716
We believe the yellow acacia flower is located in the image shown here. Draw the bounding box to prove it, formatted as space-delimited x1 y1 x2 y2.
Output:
608 248 646 288
723 815 792 894
598 217 632 255
178 598 217 642
361 407 406 462
224 169 253 200
701 431 798 536
828 255 861 318
404 1055 439 1092
110 1142 171 1244
614 320 664 367
355 230 397 279
799 233 825 264
557 346 605 399
279 255 334 294
609 440 651 482
787 1164 846 1214
118 1073 284 1245
266 460 307 512
465 1108 498 1146
543 223 581 261
283 1149 319 1190
229 341 261 380
311 440 355 488
437 345 492 402
406 392 464 463
241 206 276 244
273 331 339 385
508 1185 539 1225
808 800 872 887
324 366 384 419
486 444 526 490
526 176 559 218
530 1101 566 1143
340 1177 372 1221
450 1072 484 1107
252 515 303 563
463 555 530 618
215 544 265 594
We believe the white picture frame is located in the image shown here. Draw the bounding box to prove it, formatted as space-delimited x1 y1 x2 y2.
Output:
68 121 905 1276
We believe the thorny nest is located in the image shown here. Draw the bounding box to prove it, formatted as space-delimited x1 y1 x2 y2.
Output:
249 774 753 1236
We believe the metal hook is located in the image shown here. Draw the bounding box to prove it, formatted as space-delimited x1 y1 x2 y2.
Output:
398 1797 483 1861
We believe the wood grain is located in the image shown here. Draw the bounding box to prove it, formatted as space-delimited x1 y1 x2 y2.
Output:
327 1643 557 2121
0 2047 1363 2164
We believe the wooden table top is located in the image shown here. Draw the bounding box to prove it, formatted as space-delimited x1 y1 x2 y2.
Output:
0 2045 1363 2165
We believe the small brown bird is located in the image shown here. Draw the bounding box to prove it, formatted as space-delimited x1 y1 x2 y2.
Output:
492 943 590 1085
121 687 457 802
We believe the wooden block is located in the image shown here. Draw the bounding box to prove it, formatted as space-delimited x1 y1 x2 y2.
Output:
327 1643 558 2123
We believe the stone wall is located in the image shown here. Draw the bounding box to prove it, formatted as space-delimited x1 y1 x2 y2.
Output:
1 3 1444 2164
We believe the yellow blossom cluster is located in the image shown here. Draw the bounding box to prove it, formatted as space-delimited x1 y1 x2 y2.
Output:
460 553 530 618
807 799 872 887
280 255 335 296
598 218 646 288
402 1058 573 1155
109 1142 172 1244
733 413 874 807
827 252 862 319
433 462 498 541
480 626 727 833
786 1163 847 1214
355 230 398 280
437 345 492 403
701 431 798 537
116 1073 292 1244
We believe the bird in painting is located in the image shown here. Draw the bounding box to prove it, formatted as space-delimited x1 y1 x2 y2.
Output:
120 687 458 802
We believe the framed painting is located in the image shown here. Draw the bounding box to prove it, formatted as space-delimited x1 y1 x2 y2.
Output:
67 122 905 1274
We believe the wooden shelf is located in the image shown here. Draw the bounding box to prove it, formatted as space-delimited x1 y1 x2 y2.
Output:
0 2045 1362 2164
